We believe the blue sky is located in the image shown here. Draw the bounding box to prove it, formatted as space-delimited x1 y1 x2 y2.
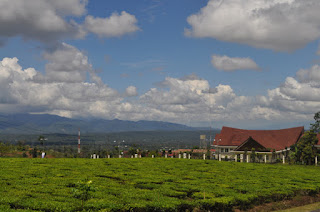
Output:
0 0 320 129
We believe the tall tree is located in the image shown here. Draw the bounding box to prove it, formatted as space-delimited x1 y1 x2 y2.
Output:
311 111 320 133
295 111 320 165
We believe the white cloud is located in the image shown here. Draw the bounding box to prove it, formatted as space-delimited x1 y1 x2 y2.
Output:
42 43 92 83
0 1 139 43
84 11 139 38
185 0 320 51
125 86 138 97
0 0 87 42
0 53 318 128
211 55 260 71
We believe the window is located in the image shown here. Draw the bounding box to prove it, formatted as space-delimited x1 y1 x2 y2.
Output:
220 148 224 153
225 148 229 153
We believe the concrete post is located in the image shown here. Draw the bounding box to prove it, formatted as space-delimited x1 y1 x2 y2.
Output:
152 155 154 158
235 155 237 162
97 155 99 159
316 156 318 166
93 154 96 159
283 155 285 164
188 154 191 159
119 155 121 158
179 154 181 159
139 154 141 158
246 154 249 163
135 154 138 158
183 153 187 159
240 154 243 162
203 154 206 160
165 154 167 158
131 155 133 158
219 154 221 161
264 155 267 163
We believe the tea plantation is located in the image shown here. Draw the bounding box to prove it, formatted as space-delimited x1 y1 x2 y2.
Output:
1 158 320 211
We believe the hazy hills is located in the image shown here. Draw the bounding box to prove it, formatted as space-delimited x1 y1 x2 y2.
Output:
0 113 198 134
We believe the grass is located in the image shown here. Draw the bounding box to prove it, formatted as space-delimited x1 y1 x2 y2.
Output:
1 158 320 211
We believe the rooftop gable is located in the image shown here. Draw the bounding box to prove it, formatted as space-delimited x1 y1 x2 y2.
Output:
214 126 304 151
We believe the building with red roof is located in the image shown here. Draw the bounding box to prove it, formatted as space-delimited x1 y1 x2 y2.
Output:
213 126 305 162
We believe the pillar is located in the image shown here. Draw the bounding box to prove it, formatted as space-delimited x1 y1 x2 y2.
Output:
203 154 206 160
316 156 318 166
119 155 121 158
219 154 221 161
152 155 154 158
165 154 167 158
188 154 191 159
135 154 138 158
235 155 237 162
264 155 267 163
179 154 181 159
283 155 285 164
246 154 249 163
240 154 243 162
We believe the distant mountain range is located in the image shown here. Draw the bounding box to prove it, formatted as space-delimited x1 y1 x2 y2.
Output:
0 113 202 134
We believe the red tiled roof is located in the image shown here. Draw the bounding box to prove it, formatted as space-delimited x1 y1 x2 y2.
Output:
213 126 304 151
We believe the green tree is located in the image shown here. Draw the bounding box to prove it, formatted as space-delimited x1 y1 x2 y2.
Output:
297 131 318 165
310 111 320 132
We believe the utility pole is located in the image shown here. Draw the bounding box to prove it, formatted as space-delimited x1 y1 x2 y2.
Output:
78 129 81 154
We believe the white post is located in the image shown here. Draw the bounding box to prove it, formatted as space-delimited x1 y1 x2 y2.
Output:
264 155 267 163
119 155 121 158
165 154 167 158
240 154 243 162
131 155 133 158
108 155 110 158
203 154 206 160
97 155 99 159
188 154 191 159
93 154 96 159
179 154 181 159
183 153 187 159
135 154 138 158
139 154 141 158
316 156 318 166
283 155 285 164
246 154 249 163
152 155 154 158
235 155 237 162
219 154 221 161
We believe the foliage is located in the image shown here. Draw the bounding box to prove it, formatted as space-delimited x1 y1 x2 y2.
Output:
1 158 320 211
296 131 318 165
72 179 96 209
293 111 320 165
310 111 320 133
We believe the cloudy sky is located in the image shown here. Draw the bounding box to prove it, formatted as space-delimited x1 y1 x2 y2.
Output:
1 0 320 129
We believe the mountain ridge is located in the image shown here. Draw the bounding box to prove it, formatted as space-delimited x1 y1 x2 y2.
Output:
0 113 200 134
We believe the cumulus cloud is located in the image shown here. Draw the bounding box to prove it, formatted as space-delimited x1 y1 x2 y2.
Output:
0 0 87 42
0 51 318 127
125 86 138 97
211 55 260 71
260 65 320 115
185 0 320 51
0 1 139 44
84 11 139 37
41 43 92 83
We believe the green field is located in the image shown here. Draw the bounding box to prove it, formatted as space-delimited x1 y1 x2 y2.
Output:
1 158 320 211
